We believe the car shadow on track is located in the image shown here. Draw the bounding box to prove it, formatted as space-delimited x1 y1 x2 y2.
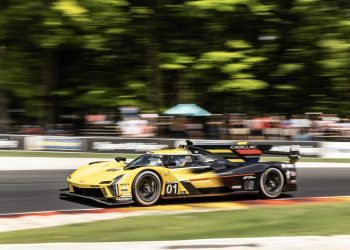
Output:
59 193 293 209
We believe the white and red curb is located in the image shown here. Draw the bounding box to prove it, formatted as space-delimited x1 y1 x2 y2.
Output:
1 196 350 233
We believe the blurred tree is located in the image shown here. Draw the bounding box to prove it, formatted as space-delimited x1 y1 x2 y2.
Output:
0 0 129 124
1 0 350 130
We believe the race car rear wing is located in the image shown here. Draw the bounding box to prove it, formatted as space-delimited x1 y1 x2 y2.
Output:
181 140 300 164
267 144 301 164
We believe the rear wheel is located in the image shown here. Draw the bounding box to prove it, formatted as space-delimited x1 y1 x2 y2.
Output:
260 168 284 198
132 171 161 206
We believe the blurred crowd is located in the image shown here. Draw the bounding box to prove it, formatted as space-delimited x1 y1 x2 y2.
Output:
9 111 350 141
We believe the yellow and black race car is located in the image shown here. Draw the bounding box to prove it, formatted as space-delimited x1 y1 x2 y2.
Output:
61 141 299 206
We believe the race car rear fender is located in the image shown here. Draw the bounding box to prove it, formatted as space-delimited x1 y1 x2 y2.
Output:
229 162 296 191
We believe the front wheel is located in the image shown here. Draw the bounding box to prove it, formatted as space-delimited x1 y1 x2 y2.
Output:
132 171 161 206
260 168 284 199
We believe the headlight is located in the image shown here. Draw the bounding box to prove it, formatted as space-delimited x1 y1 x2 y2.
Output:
108 175 124 197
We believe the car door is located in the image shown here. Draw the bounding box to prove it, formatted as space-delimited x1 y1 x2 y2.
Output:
167 155 224 192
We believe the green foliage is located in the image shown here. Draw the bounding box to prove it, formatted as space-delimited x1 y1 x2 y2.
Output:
160 53 194 70
53 0 88 18
194 40 268 94
213 79 268 92
0 0 350 123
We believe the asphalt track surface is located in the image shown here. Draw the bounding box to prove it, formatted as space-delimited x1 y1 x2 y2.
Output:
1 168 350 214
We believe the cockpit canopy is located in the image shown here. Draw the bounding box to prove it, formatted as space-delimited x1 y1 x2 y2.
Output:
126 153 218 169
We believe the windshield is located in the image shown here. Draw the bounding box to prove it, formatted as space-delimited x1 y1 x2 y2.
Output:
127 155 164 168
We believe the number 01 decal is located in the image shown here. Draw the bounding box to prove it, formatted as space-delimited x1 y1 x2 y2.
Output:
165 183 178 195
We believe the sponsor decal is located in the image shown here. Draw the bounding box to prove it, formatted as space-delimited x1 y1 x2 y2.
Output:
0 139 18 149
165 182 179 195
230 145 257 150
0 136 23 150
244 181 254 190
42 138 82 150
92 142 168 151
25 136 83 151
106 168 121 172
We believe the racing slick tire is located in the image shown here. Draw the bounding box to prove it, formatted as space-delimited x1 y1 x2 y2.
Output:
132 171 161 206
259 167 284 199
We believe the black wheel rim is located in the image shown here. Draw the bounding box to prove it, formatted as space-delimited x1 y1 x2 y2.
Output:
264 170 282 195
137 175 159 202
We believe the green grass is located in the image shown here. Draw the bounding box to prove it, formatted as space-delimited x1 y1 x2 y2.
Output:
1 202 350 244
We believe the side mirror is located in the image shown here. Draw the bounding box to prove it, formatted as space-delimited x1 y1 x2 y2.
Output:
115 157 127 162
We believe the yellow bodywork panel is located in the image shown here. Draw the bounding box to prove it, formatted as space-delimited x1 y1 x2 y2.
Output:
67 148 228 202
69 161 124 185
169 167 222 189
68 164 216 198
